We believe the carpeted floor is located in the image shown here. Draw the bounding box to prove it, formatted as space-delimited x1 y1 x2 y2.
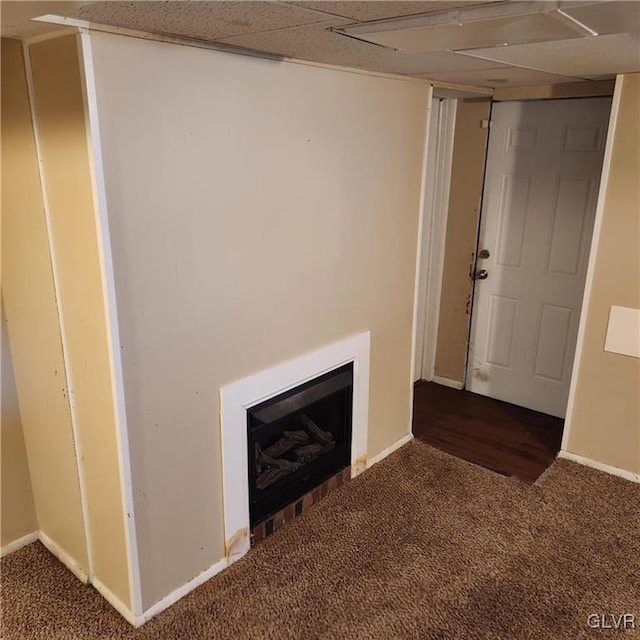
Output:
2 440 639 639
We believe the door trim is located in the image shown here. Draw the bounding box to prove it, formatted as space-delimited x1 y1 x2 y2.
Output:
561 76 623 451
414 97 457 381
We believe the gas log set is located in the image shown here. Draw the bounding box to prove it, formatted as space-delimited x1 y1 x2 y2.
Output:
247 362 353 526
255 414 335 490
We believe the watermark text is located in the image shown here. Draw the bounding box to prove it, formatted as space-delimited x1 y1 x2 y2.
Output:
587 614 636 630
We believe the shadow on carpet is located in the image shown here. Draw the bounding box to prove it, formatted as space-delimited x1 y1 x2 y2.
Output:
2 440 639 639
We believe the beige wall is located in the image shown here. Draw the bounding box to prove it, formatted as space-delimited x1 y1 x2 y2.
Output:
435 99 491 383
87 31 428 608
1 302 38 548
28 35 131 607
565 73 640 475
1 38 88 569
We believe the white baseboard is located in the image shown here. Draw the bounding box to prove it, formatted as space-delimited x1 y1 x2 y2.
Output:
2 434 423 629
0 531 38 558
2 529 230 627
558 450 640 484
38 530 90 584
137 432 412 624
137 557 228 626
92 578 138 626
368 433 414 468
432 375 463 390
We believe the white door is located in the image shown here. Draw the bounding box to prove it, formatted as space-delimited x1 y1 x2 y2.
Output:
467 97 611 418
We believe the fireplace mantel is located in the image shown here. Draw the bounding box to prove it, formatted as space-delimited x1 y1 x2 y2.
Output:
219 332 370 564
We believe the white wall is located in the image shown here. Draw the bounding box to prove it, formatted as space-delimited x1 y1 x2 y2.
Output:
87 31 429 609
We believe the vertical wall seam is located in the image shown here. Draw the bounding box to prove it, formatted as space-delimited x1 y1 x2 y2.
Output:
561 76 624 453
21 40 94 579
77 29 143 617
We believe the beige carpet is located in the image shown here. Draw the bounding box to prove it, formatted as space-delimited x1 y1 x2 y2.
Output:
2 441 639 639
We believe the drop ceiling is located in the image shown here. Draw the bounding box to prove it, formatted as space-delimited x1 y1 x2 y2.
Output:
2 0 639 89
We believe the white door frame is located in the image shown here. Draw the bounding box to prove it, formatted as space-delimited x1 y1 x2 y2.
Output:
413 97 457 382
561 78 623 450
412 84 622 420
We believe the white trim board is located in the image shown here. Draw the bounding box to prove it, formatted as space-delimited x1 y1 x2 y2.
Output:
416 98 457 382
92 578 138 627
136 557 228 626
220 332 370 566
38 530 90 584
558 451 640 484
78 29 143 617
0 527 227 628
0 531 38 558
411 88 435 386
561 76 623 453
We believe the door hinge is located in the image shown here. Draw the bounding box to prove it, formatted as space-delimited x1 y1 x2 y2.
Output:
481 119 491 129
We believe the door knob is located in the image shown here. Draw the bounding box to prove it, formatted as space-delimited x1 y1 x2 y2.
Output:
475 269 489 280
478 249 490 259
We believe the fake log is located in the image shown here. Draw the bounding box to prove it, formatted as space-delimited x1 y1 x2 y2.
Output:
254 416 336 490
255 444 303 490
290 440 335 464
300 414 333 445
282 430 311 444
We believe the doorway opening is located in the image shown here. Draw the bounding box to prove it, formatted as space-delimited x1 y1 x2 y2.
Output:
413 93 613 482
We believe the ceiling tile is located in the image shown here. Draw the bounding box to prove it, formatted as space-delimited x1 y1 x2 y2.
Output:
6 0 635 89
459 33 640 77
418 66 582 87
344 13 580 53
561 1 640 36
218 22 513 76
71 1 335 40
340 11 585 53
284 1 493 22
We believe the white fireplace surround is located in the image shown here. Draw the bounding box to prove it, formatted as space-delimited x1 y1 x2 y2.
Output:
219 331 370 564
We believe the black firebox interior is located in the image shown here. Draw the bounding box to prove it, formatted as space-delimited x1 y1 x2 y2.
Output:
247 363 353 526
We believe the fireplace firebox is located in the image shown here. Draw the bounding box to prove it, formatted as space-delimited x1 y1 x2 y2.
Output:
247 363 353 526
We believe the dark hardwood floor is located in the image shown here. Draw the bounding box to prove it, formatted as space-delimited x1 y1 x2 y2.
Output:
412 381 564 484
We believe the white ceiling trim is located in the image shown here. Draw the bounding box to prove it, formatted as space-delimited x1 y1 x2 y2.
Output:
554 8 598 37
29 14 285 59
30 14 430 85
